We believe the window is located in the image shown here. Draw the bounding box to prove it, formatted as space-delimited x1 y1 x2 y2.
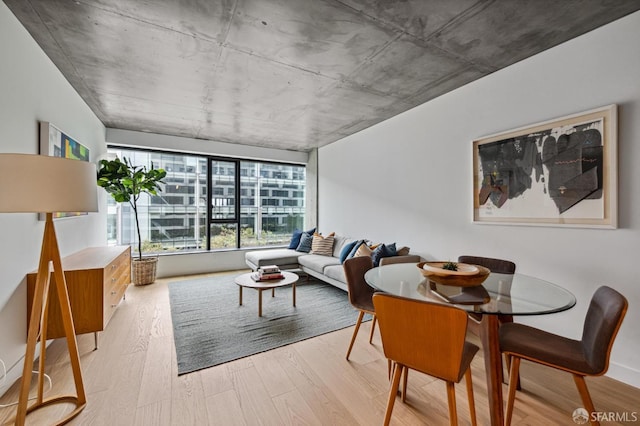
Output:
105 148 305 254
239 161 305 248
105 149 207 253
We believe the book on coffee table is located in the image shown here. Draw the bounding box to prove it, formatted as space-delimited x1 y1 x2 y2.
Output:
251 272 284 282
258 265 281 274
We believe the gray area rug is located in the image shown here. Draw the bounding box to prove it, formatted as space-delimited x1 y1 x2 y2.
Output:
168 273 368 375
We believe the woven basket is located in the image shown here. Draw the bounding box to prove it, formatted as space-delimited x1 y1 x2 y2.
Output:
132 257 158 286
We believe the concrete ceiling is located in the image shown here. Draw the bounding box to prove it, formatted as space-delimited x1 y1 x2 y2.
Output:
6 1 640 152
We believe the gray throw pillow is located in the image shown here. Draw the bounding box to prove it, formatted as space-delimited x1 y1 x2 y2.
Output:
296 232 313 252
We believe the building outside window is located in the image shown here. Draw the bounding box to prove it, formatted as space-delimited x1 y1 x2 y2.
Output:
106 148 305 254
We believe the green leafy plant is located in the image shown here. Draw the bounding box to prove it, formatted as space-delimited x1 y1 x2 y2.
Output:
442 261 458 271
97 157 166 260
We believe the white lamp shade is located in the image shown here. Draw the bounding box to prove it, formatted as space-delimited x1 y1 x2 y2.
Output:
0 153 98 213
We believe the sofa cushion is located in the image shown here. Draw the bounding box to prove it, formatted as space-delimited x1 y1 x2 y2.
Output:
296 232 313 252
311 232 335 256
332 235 351 257
324 264 347 284
245 249 301 269
288 227 316 249
298 254 341 274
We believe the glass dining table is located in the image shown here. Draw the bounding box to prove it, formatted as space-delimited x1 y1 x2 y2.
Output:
365 262 576 426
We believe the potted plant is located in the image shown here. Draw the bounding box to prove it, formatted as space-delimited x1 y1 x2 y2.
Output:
97 157 166 285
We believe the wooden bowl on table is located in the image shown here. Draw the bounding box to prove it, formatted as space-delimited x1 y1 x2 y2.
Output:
417 261 490 287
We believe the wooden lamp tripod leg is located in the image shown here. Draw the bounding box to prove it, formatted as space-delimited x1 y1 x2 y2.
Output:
14 213 86 425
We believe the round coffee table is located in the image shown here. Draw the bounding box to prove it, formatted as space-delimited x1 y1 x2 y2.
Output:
235 271 299 317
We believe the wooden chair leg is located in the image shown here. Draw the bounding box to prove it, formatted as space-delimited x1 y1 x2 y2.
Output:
402 367 408 403
446 381 458 426
505 356 521 426
369 315 377 343
504 353 521 390
384 364 404 426
465 368 477 426
573 375 600 426
346 311 364 360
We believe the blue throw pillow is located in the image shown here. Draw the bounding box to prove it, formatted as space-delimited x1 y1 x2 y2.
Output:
296 232 313 253
288 227 316 249
386 242 397 256
346 240 365 260
371 243 397 267
339 240 358 263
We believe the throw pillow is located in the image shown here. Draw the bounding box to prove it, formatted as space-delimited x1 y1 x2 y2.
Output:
386 242 397 256
311 232 335 256
355 243 373 258
288 227 316 249
371 243 397 267
396 246 410 256
296 232 314 253
346 240 365 260
339 240 358 263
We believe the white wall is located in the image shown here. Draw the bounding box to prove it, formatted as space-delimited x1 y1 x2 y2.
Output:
319 12 640 387
0 3 106 395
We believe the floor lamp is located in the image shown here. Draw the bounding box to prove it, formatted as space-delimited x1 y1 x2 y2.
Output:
0 153 98 425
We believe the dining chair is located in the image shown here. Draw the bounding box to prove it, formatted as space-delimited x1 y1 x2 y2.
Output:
456 255 516 333
499 286 628 426
343 256 377 360
376 254 421 383
373 293 479 426
457 255 516 275
458 255 517 376
378 254 421 266
399 255 516 401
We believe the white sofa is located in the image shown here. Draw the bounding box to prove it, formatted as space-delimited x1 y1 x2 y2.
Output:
245 235 420 291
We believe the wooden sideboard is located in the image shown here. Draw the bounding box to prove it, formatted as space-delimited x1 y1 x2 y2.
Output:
27 246 131 347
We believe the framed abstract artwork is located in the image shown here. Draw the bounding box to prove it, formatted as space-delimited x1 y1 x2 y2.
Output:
472 105 617 228
39 121 91 219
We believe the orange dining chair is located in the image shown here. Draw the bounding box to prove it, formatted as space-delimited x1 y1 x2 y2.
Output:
499 286 628 426
373 293 479 426
398 255 514 401
343 256 377 360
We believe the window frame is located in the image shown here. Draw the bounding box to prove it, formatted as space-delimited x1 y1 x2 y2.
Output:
106 145 305 253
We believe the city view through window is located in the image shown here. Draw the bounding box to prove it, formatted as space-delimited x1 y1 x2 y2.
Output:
106 148 306 254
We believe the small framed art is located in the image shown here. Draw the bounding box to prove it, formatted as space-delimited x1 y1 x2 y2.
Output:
39 121 91 219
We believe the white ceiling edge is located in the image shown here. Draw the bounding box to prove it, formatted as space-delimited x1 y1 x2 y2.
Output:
106 128 309 165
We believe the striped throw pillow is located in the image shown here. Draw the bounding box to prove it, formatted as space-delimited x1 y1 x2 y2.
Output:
311 232 335 256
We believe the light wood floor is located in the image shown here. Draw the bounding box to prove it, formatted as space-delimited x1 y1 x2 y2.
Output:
1 271 638 425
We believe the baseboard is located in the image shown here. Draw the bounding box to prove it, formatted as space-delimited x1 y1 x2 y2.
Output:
606 361 640 389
